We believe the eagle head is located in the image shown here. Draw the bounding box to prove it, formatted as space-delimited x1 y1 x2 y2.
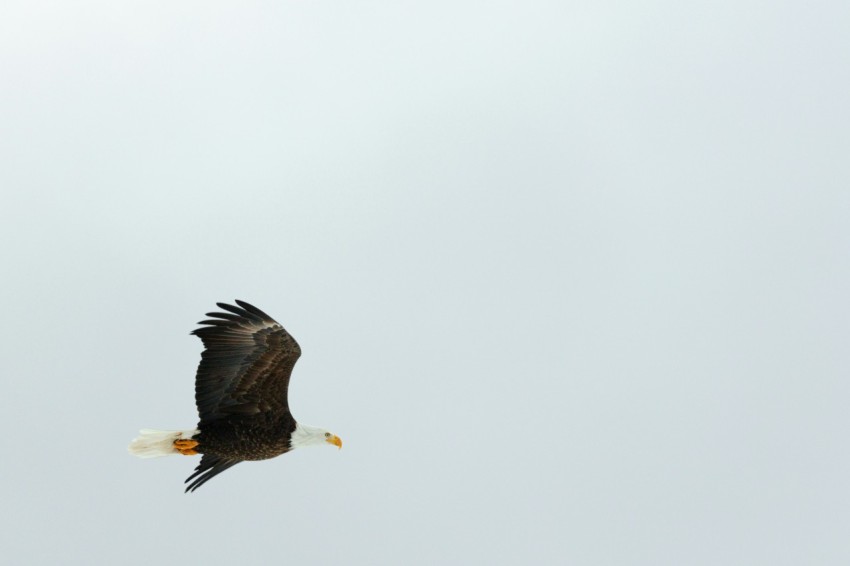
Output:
291 423 343 450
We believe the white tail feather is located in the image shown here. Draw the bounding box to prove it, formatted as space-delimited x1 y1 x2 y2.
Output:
128 428 199 458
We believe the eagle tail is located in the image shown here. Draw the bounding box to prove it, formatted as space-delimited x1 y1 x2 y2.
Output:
128 428 199 458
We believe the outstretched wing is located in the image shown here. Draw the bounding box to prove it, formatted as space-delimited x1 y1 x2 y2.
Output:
185 454 241 493
191 300 301 424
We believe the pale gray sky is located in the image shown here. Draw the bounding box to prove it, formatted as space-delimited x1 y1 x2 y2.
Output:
2 1 849 564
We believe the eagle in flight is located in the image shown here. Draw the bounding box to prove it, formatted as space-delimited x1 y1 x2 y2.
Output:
129 300 342 492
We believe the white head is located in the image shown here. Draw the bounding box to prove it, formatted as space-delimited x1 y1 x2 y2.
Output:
290 423 343 450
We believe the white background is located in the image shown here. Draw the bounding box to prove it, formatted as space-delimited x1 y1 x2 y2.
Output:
2 1 849 564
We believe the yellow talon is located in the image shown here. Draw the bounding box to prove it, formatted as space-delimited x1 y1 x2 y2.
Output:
174 439 199 455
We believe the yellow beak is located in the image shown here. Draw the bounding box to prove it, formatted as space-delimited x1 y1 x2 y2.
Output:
327 435 343 449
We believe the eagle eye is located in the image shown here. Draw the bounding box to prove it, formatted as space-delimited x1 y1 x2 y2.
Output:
324 432 330 438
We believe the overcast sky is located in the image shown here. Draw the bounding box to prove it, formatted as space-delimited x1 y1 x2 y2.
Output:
2 1 849 565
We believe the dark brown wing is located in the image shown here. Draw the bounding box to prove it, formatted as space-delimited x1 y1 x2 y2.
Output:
185 454 241 493
190 300 301 424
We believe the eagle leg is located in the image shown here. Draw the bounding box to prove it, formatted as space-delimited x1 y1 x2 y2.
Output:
173 439 200 455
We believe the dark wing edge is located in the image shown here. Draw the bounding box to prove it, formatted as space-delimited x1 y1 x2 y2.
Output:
184 454 241 493
190 300 302 423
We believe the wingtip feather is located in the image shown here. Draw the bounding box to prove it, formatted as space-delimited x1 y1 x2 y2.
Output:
235 300 273 320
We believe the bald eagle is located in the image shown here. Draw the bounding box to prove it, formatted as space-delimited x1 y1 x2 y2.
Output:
129 300 342 492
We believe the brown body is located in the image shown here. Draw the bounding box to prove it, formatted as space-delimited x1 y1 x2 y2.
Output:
196 414 298 461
